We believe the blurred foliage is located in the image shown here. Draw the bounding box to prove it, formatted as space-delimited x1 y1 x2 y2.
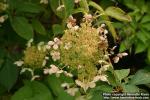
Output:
0 0 150 100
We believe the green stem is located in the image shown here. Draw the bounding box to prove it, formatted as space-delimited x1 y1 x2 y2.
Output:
89 1 118 41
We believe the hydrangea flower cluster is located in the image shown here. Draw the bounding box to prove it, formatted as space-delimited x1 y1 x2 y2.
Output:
14 14 116 93
60 14 110 83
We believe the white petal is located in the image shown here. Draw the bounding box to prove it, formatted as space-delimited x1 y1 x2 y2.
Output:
42 60 46 66
100 23 106 27
113 56 120 63
99 75 108 82
43 68 50 74
46 45 51 50
75 80 83 87
14 60 24 66
61 83 70 88
66 88 78 96
104 29 108 34
53 44 59 50
31 75 40 81
121 52 128 56
48 41 54 46
89 82 96 88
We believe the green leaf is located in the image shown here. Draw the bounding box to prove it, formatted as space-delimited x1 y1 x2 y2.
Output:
11 17 34 40
119 41 128 52
141 23 150 31
135 40 147 54
0 85 7 95
136 31 149 44
50 0 63 18
105 6 132 22
0 58 18 90
79 0 89 13
11 81 53 100
148 47 150 62
63 0 74 17
106 71 118 86
123 0 138 10
129 69 150 85
114 69 130 82
91 85 113 92
16 2 44 13
56 91 74 100
45 75 74 99
59 74 74 83
50 0 74 19
135 0 145 11
44 75 64 96
72 8 85 14
31 19 47 35
122 84 139 92
52 24 63 36
141 15 150 23
90 91 103 100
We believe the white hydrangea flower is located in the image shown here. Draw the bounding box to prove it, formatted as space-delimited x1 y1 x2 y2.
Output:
67 15 76 29
14 60 24 67
0 16 5 23
64 71 73 77
113 52 128 63
104 29 108 34
99 75 108 82
47 38 61 50
40 0 48 4
100 23 106 28
93 75 108 82
75 80 96 92
48 41 54 46
50 51 60 61
43 64 63 75
53 44 59 50
67 22 73 29
66 88 78 96
49 64 59 74
83 14 93 22
61 83 70 88
20 68 34 76
101 65 110 71
43 68 49 74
